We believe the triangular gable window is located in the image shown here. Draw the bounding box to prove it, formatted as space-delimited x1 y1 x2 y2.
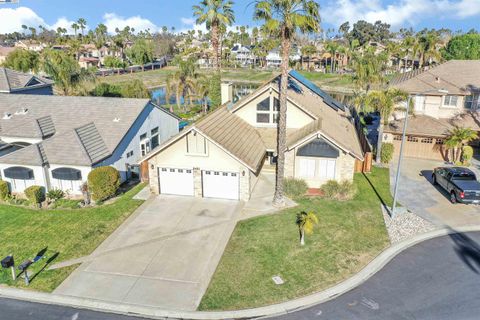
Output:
296 138 339 158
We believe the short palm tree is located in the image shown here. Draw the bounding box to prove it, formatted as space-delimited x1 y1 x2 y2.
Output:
296 211 318 246
166 58 202 113
254 0 321 206
445 127 478 163
193 0 235 72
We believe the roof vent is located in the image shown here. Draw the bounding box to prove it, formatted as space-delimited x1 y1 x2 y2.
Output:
113 117 120 122
435 77 441 83
15 107 28 115
2 113 11 120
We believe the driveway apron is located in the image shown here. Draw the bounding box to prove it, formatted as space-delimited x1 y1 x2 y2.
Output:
54 195 244 311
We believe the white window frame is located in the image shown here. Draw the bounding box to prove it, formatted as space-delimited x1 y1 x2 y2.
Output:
255 96 279 126
443 95 459 108
186 131 208 156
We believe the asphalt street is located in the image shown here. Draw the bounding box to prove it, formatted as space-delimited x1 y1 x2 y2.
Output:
0 232 479 320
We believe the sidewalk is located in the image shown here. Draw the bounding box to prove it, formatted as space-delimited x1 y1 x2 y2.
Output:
2 225 480 319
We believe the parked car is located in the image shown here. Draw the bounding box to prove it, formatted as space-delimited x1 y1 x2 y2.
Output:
432 167 480 204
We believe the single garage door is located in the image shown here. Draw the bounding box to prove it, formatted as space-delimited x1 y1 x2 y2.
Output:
202 170 239 200
159 167 194 196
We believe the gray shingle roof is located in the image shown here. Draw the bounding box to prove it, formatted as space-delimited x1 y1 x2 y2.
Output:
0 94 152 166
0 67 53 93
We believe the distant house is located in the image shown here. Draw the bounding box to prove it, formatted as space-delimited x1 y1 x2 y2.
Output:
79 56 101 69
384 60 480 160
231 43 255 66
0 95 180 195
0 46 15 64
14 40 46 52
266 47 301 68
0 68 54 95
141 70 365 201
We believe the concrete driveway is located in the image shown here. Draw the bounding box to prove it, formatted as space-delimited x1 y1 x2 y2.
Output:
54 195 243 311
390 158 480 227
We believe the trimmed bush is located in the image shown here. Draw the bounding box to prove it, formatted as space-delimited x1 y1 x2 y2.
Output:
24 185 46 205
284 178 309 198
381 142 394 164
462 145 474 165
320 180 356 201
0 180 10 200
47 189 65 201
87 166 121 202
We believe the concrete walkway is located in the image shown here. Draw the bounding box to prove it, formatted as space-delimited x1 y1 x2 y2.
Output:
54 196 244 311
390 158 480 227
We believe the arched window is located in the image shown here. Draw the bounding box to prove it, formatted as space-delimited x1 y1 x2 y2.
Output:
4 167 34 180
51 168 82 181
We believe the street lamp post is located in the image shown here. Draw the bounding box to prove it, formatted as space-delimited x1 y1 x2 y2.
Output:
391 89 449 217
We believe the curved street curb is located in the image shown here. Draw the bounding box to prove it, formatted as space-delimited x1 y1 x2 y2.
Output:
1 225 479 320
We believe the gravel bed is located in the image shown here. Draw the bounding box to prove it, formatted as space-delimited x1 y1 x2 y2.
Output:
382 206 437 243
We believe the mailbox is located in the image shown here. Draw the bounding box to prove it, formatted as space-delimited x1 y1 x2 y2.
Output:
18 260 32 272
1 255 14 268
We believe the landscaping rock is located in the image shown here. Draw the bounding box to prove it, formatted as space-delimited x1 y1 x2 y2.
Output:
382 206 437 243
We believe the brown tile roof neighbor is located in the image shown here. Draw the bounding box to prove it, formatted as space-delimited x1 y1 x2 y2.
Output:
0 67 53 93
0 94 152 166
389 60 480 95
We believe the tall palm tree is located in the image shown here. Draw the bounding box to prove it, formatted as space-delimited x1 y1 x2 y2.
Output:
77 18 87 37
254 0 321 206
363 88 409 163
193 0 235 72
418 31 442 68
445 127 478 163
296 211 318 246
300 44 316 70
325 40 339 73
71 23 79 37
351 51 386 93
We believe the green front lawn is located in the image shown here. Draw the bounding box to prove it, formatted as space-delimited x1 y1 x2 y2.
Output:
0 184 145 292
199 168 391 311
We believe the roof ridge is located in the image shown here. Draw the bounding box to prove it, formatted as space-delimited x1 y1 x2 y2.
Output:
1 68 11 91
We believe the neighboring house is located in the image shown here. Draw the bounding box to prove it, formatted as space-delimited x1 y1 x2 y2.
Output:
0 46 15 64
266 47 301 68
14 40 46 52
384 60 480 160
79 56 101 69
0 95 180 195
231 43 255 66
141 70 364 201
0 67 54 95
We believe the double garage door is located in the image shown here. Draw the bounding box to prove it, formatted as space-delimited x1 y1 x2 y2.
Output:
391 135 446 161
158 167 239 200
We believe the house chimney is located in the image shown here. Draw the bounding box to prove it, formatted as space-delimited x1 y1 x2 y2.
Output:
221 82 233 105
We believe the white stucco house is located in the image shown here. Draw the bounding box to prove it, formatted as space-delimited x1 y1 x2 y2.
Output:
141 70 364 201
0 94 179 195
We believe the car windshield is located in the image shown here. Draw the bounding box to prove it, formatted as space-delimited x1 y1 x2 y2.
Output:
452 173 476 181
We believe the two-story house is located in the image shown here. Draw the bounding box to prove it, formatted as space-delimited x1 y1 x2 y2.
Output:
384 60 480 160
0 95 179 195
141 70 364 201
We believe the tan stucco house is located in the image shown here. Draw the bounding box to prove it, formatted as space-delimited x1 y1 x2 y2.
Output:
141 70 364 201
384 60 480 161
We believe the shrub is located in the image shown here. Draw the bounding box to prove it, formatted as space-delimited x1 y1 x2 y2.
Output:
320 180 356 201
284 178 309 198
46 189 65 201
462 145 474 165
0 180 10 200
24 185 46 205
88 166 121 202
381 142 394 164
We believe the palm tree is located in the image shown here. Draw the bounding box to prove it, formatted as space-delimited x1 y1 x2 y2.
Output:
195 77 210 114
445 127 478 163
325 40 339 73
193 0 235 72
351 51 386 93
28 27 37 40
418 31 442 68
300 44 316 70
363 88 409 163
296 211 318 246
71 23 79 37
254 0 321 206
21 24 28 37
166 58 202 113
77 18 87 37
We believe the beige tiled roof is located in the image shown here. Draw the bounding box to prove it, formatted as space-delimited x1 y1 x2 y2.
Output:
0 67 53 93
196 107 266 172
389 60 480 95
255 127 297 150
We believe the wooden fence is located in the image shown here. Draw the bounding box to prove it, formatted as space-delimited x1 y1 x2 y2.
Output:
350 107 373 173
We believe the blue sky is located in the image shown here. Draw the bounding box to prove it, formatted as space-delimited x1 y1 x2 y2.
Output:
0 0 479 35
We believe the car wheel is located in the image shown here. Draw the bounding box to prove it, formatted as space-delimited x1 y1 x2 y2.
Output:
432 175 437 185
450 192 457 204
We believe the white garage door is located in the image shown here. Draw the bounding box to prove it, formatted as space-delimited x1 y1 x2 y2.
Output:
202 170 239 200
159 167 194 196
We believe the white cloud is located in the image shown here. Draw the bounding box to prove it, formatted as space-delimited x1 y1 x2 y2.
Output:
181 17 196 25
322 0 480 28
102 13 159 34
0 6 48 34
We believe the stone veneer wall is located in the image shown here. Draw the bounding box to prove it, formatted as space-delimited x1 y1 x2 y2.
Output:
239 170 251 201
148 161 159 194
